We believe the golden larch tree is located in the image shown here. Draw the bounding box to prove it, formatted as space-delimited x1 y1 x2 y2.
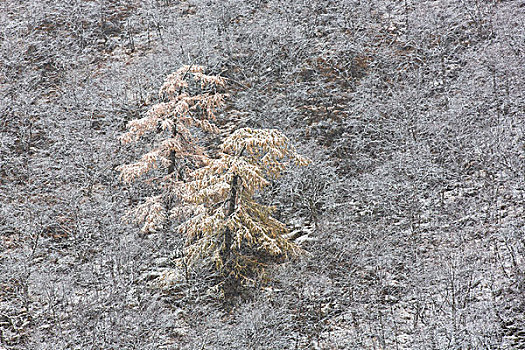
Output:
176 128 309 284
117 65 226 233
118 65 309 291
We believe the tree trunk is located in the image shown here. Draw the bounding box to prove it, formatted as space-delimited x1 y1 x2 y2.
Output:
222 174 239 262
222 174 240 300
167 126 178 176
165 127 178 231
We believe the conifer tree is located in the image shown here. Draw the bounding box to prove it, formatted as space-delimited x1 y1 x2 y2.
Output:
118 65 308 288
117 65 226 232
176 128 309 283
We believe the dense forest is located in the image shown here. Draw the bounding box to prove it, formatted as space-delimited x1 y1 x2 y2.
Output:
1 0 524 349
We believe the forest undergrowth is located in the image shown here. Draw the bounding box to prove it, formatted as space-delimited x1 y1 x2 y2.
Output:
1 1 524 349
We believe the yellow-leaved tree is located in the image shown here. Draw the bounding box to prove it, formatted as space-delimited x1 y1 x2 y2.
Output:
118 65 226 233
118 65 308 292
176 128 309 286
